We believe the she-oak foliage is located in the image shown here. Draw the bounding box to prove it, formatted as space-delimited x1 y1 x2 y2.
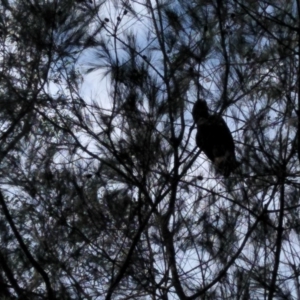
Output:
0 0 299 299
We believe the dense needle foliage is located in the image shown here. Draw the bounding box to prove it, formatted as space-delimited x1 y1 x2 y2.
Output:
0 0 300 299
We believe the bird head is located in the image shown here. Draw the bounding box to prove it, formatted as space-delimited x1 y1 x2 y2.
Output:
192 99 209 122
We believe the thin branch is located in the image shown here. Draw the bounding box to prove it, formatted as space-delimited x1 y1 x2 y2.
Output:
268 181 285 300
0 191 54 299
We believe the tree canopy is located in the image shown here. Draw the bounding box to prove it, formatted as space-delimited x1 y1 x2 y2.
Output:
0 0 300 299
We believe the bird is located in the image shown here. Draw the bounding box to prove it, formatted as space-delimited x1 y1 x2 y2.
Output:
192 99 238 177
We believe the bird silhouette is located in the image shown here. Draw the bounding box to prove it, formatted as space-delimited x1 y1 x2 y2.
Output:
193 99 238 177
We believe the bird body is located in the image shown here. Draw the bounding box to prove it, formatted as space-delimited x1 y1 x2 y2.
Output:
193 100 238 177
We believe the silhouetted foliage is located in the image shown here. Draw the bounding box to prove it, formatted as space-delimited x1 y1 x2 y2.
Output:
0 0 300 299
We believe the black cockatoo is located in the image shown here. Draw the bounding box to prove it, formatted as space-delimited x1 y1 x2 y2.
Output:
192 99 238 177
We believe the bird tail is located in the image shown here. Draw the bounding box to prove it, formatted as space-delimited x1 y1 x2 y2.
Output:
215 154 239 177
